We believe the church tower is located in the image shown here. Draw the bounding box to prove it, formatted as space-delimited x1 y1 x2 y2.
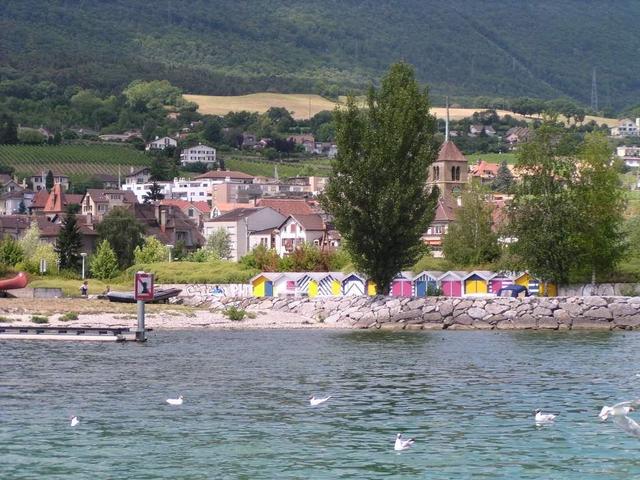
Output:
427 101 468 202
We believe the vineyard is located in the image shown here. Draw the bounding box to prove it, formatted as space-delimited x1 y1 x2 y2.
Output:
0 144 150 177
225 156 332 178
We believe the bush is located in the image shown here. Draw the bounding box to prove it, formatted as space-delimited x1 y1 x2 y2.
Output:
134 236 169 264
59 312 79 321
31 315 49 324
0 235 24 266
223 306 246 321
0 316 14 323
125 261 257 284
90 239 120 280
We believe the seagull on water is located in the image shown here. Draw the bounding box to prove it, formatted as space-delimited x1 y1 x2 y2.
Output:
308 395 331 406
534 409 557 424
70 416 79 427
394 433 415 451
166 395 184 406
599 399 640 421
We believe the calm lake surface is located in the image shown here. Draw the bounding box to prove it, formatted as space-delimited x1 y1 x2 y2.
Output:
2 330 640 479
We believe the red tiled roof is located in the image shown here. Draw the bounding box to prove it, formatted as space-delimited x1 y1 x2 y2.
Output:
44 184 82 213
30 190 49 209
212 201 252 214
85 189 137 204
288 214 324 231
256 198 314 216
469 160 499 177
195 170 255 180
437 141 467 163
160 199 211 214
433 198 458 223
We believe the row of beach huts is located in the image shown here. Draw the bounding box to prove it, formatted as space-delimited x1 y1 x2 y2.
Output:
250 271 558 298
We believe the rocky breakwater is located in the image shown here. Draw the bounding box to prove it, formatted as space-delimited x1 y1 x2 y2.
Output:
211 295 640 330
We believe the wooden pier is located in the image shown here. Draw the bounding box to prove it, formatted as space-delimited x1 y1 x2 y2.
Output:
0 326 149 342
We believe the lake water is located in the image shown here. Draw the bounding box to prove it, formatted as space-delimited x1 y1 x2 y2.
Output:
2 330 640 479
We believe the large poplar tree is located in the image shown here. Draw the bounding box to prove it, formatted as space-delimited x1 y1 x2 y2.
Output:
55 208 83 270
322 63 440 294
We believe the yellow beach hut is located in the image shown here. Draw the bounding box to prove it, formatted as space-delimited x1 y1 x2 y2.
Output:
463 271 494 295
250 273 282 297
317 272 344 296
514 272 557 297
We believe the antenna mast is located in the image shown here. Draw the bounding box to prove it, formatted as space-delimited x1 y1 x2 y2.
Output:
445 96 450 141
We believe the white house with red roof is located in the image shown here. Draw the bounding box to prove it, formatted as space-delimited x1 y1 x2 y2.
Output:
275 214 325 257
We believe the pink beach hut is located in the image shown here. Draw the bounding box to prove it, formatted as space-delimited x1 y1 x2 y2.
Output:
489 273 515 294
391 271 414 297
438 271 466 297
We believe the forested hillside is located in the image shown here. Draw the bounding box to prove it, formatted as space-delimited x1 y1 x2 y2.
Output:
1 1 639 109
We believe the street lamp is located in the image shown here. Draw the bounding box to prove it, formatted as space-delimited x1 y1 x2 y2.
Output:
80 252 87 279
167 244 174 262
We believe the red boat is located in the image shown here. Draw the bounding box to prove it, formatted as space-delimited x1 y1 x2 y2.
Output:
0 272 29 290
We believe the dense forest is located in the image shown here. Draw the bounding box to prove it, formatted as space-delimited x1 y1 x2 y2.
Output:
1 1 640 110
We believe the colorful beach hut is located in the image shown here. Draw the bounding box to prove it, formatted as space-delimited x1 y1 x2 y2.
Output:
250 273 282 297
514 272 557 297
366 280 377 296
463 271 494 295
438 271 465 297
342 273 366 296
296 273 325 297
273 272 303 297
489 273 514 294
391 271 414 297
317 273 344 296
413 271 443 297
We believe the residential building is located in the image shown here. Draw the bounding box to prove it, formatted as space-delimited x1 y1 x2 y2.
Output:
92 174 119 189
616 145 640 167
131 203 204 250
274 214 326 257
30 171 70 192
0 215 98 253
203 207 286 261
80 189 138 222
256 198 315 216
611 118 640 138
469 160 499 184
241 133 257 149
124 167 152 186
421 198 457 257
146 136 177 151
98 130 142 142
0 190 34 215
160 199 211 230
179 144 217 166
29 189 49 215
505 127 530 148
42 184 83 218
469 124 496 136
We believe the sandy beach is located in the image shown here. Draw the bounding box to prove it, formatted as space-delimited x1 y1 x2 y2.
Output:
0 298 341 330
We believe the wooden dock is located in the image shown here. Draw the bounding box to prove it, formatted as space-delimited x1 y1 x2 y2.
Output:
0 326 148 342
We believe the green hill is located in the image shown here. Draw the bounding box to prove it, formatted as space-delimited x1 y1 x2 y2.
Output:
0 144 149 176
1 1 639 109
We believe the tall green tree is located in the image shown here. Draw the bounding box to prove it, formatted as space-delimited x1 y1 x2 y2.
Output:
491 160 514 192
143 181 165 203
507 123 581 287
574 132 626 283
96 207 145 268
321 62 440 294
45 170 54 191
55 209 83 270
89 239 119 280
133 236 169 264
0 114 18 144
442 181 500 266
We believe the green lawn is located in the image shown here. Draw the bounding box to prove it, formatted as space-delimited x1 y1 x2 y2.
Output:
467 152 517 165
29 277 130 297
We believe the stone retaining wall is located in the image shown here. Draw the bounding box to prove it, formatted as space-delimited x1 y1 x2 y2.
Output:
210 295 640 330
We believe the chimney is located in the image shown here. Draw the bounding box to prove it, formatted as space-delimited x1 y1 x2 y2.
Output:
160 206 167 232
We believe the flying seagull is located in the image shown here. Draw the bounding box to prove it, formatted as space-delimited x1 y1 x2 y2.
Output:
534 409 557 424
166 395 184 406
613 414 640 438
70 416 79 427
599 399 640 421
308 395 331 406
394 433 415 451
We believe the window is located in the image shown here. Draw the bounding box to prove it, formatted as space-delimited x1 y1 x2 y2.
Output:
290 223 297 233
188 208 194 217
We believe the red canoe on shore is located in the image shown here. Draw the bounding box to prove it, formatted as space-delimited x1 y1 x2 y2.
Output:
0 272 28 290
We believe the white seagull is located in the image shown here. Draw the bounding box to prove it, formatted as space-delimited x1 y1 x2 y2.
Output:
613 414 640 438
308 395 331 406
534 409 557 424
70 416 79 427
166 395 184 406
599 399 640 421
394 433 415 451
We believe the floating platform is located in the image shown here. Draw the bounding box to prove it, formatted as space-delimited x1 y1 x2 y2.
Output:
0 326 150 342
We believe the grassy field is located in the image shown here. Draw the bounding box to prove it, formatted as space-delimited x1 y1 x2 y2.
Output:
0 144 150 176
186 93 618 126
469 152 518 165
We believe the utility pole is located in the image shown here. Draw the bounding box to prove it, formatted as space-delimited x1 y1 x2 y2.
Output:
591 67 598 112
